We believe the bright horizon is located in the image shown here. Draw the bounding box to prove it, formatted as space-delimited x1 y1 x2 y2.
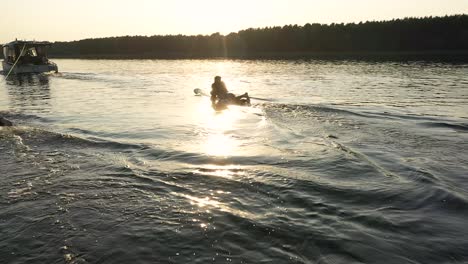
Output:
2 0 467 43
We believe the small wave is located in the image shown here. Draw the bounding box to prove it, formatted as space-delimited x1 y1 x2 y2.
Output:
55 72 125 84
359 111 459 123
154 90 175 94
419 121 468 132
0 111 53 125
143 147 285 167
414 186 468 212
1 116 281 169
56 72 102 81
0 123 144 154
262 103 367 118
261 103 466 128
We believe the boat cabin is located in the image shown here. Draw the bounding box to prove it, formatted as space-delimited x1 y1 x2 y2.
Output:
2 40 58 74
3 41 52 65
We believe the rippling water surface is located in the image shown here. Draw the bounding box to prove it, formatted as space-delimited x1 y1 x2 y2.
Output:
1 59 468 263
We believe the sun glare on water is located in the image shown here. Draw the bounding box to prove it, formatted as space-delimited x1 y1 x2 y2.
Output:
198 103 241 157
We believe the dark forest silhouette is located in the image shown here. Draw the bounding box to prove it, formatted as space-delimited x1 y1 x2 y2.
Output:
5 15 468 59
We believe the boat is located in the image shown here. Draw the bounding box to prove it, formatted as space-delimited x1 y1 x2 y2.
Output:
2 40 58 75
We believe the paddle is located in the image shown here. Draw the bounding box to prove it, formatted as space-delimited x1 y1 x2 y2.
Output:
193 88 207 96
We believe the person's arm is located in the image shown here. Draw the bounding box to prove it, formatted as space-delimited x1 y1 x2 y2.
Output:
210 84 216 103
221 82 228 94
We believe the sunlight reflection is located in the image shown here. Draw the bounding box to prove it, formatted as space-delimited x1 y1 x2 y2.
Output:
204 133 236 157
187 195 221 208
171 191 254 220
196 97 244 157
196 164 245 179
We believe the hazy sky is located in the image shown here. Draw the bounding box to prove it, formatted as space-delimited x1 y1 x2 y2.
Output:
1 0 467 43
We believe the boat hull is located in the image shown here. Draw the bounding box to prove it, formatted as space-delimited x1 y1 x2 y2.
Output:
2 61 58 74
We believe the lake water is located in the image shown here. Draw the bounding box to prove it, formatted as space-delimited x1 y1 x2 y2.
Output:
1 59 468 264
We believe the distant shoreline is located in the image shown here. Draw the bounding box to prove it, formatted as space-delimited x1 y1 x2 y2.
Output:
48 50 468 61
45 15 468 62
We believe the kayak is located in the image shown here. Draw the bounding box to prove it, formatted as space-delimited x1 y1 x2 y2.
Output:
194 88 251 111
212 95 251 111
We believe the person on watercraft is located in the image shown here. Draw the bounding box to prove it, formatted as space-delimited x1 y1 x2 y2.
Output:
210 76 250 105
210 76 229 102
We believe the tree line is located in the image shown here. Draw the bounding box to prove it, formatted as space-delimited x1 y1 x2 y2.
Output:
4 15 468 59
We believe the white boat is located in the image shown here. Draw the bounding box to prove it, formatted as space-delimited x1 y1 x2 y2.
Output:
2 40 58 75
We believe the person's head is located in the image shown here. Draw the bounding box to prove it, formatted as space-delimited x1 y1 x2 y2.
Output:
214 76 221 83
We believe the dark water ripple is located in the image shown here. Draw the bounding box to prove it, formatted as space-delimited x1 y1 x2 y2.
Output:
1 60 468 263
2 119 468 263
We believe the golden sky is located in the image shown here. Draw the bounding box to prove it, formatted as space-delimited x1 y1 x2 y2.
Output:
1 0 467 43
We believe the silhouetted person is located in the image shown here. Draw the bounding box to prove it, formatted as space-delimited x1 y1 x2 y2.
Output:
210 76 249 106
210 76 228 103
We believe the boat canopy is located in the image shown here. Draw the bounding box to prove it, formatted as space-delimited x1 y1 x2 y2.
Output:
2 40 52 48
2 40 52 64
